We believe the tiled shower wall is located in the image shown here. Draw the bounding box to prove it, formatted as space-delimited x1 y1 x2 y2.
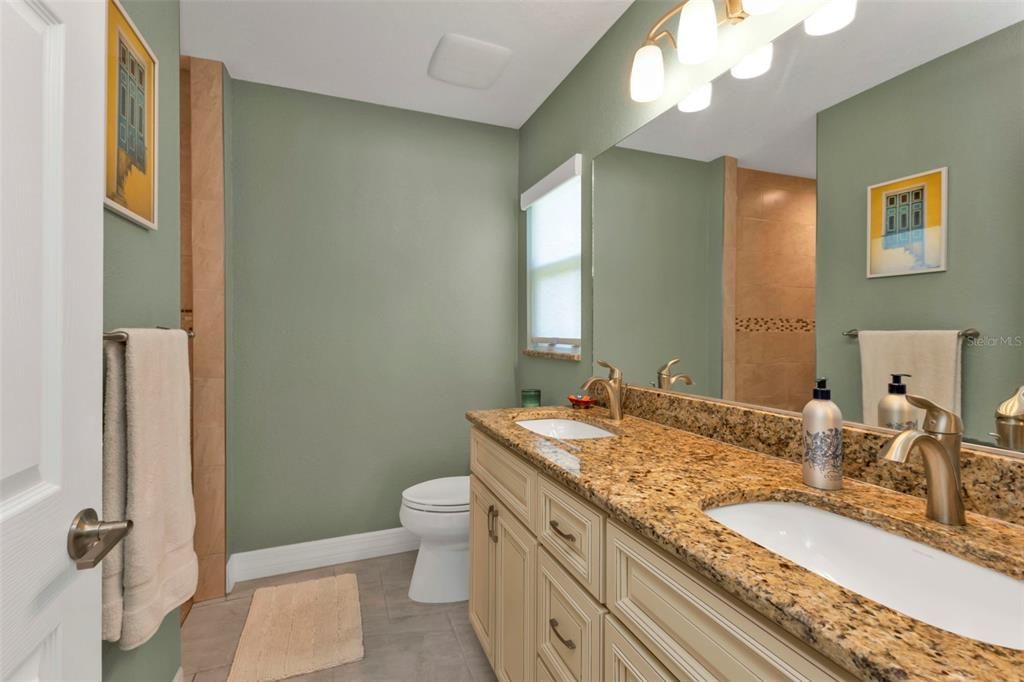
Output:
730 168 817 412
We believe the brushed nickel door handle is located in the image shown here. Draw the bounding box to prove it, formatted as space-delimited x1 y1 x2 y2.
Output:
548 618 577 650
67 508 133 570
549 520 576 543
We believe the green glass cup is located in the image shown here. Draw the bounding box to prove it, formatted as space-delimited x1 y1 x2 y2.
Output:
521 389 541 408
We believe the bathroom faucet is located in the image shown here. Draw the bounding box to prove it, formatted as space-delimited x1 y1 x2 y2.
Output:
879 394 965 526
655 358 693 391
581 360 623 422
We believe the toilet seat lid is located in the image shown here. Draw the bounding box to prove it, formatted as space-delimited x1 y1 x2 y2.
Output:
402 476 470 512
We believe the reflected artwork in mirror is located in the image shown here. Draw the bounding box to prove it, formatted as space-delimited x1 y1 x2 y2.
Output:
593 2 1024 450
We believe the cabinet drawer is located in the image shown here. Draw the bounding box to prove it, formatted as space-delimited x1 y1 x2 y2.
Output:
604 615 674 682
606 522 851 682
537 476 605 600
537 657 557 682
471 428 538 528
537 547 606 682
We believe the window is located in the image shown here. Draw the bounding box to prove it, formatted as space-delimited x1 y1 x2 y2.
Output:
522 155 582 355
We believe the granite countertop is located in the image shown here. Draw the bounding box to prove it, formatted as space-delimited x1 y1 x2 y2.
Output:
465 406 1024 682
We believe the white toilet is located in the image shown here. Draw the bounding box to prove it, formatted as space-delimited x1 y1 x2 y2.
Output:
399 475 471 603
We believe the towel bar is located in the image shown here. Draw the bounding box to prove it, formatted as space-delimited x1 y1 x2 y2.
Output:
104 327 195 342
842 328 980 339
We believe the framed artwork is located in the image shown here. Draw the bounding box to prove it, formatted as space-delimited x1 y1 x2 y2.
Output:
866 167 947 278
104 0 158 230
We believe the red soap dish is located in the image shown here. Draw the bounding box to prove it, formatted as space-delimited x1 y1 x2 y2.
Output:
568 394 597 409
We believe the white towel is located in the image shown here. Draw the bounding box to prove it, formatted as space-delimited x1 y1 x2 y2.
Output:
858 330 963 427
102 329 198 650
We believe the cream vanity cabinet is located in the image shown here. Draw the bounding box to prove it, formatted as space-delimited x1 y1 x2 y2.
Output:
469 428 854 682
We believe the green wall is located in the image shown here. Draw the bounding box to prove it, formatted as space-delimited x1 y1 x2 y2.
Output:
101 0 182 680
593 147 723 396
516 0 820 401
227 82 519 553
817 23 1024 440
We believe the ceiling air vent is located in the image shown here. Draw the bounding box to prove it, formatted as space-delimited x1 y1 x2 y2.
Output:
427 33 511 89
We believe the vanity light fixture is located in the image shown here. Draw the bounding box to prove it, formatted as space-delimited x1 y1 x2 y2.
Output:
677 81 713 112
629 0 748 102
742 0 784 15
804 0 857 36
676 0 719 65
730 42 774 79
629 0 857 104
630 43 667 102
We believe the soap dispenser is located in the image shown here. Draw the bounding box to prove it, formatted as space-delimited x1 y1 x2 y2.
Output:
878 373 917 430
802 378 843 490
995 386 1024 453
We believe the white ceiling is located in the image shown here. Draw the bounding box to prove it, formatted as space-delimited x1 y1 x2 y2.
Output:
618 1 1024 178
180 0 632 129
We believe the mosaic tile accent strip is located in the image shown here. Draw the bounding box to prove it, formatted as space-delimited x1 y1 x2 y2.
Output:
735 317 816 333
621 385 1024 526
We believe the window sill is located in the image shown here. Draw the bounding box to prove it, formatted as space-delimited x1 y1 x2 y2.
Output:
523 348 581 362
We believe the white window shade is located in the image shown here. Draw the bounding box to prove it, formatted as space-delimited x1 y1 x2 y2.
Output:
525 157 582 350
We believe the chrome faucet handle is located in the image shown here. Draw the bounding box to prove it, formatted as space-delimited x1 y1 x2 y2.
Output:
657 358 680 375
906 395 963 435
597 360 622 381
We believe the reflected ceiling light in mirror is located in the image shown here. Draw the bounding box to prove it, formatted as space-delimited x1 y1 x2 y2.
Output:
677 82 713 112
676 0 718 64
742 0 784 15
731 41 773 79
630 44 665 102
804 0 857 36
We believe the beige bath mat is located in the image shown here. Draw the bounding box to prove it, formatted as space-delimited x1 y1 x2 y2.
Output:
228 574 364 682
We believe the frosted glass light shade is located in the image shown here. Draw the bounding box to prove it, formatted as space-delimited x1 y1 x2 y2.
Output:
677 82 713 113
630 44 665 102
804 0 857 36
731 42 773 79
742 0 784 15
676 0 718 65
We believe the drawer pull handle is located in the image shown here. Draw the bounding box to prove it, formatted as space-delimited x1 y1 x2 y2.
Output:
549 520 576 543
548 618 576 650
487 505 498 543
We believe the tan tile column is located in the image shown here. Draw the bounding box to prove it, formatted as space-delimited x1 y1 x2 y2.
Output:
181 56 226 602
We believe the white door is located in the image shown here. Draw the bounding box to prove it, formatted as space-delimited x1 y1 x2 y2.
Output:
1 0 106 679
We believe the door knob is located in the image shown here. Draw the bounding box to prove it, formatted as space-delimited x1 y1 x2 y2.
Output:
67 508 132 570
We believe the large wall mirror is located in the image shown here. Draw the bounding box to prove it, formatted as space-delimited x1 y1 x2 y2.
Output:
593 3 1023 451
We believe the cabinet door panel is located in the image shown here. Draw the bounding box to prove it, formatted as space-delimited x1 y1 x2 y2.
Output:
494 501 537 682
469 475 497 663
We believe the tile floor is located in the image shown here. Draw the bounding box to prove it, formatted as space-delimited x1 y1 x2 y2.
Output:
181 551 496 682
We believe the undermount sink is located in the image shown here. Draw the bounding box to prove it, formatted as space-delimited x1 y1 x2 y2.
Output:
706 502 1024 650
515 418 615 440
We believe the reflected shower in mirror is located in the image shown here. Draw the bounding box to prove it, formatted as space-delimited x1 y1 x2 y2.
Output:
592 2 1024 449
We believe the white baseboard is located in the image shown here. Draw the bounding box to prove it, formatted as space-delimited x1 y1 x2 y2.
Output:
225 526 419 593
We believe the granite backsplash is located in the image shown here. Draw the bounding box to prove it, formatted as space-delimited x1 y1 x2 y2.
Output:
621 385 1023 526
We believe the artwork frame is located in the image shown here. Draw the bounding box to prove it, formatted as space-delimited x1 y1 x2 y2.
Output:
865 167 947 278
104 0 158 231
